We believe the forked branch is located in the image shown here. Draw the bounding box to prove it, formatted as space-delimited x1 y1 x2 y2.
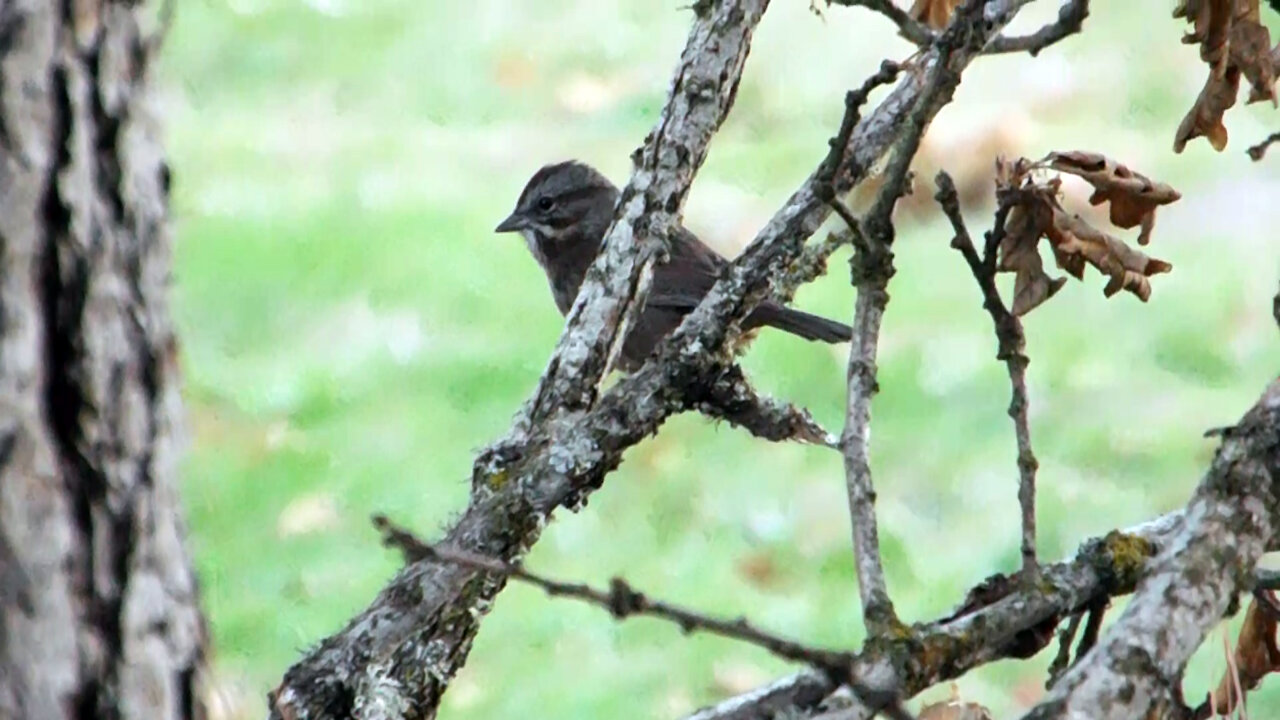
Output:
839 2 988 635
1022 379 1280 719
371 514 917 720
985 0 1090 56
828 0 935 46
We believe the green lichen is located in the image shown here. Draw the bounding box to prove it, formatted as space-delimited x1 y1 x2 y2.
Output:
1093 530 1156 589
483 468 509 491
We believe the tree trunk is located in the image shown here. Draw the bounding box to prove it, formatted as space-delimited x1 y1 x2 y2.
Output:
0 2 207 719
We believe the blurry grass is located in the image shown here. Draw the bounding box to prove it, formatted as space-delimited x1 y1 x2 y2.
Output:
165 1 1280 718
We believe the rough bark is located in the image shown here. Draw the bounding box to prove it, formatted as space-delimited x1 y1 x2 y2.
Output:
271 2 773 717
1023 379 1280 720
682 513 1184 719
272 2 1054 717
0 2 207 719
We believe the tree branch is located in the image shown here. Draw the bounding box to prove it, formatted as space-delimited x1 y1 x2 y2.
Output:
693 363 838 447
1247 131 1280 161
683 513 1185 720
935 172 1040 578
1045 612 1084 688
371 514 859 672
372 514 919 720
520 0 772 423
840 0 990 636
1022 379 1280 720
828 0 936 47
269 3 771 716
984 0 1089 56
271 2 1057 716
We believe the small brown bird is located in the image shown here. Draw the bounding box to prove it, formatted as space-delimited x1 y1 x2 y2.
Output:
495 161 852 370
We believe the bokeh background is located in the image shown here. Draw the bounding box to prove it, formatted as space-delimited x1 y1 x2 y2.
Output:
162 1 1280 717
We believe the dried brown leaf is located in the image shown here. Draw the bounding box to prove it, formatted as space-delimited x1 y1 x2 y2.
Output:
1175 64 1241 152
992 153 1174 313
1173 0 1232 67
910 0 961 29
994 161 1069 316
1000 202 1067 316
1173 0 1279 151
1232 18 1278 105
1046 210 1173 302
1044 151 1181 245
1211 594 1280 716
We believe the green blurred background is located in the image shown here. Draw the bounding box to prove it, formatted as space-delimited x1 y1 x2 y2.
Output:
161 1 1280 717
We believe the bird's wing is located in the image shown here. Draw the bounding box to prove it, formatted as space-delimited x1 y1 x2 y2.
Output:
644 226 727 311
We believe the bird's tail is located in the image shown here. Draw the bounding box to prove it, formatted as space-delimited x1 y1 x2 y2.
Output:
750 302 852 343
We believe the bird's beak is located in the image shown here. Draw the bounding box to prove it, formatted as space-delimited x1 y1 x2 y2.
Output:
494 212 527 233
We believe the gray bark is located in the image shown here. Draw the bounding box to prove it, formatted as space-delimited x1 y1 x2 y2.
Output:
0 2 207 719
272 2 1058 718
1023 379 1280 720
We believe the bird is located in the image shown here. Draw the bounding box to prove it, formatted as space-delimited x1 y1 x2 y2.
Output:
495 160 852 370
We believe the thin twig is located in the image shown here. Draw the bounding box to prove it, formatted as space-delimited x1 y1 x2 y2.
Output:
774 231 849 304
1074 598 1107 661
985 0 1089 56
828 0 936 46
1046 613 1084 688
819 60 905 186
372 515 916 720
840 3 983 635
694 364 839 447
372 514 851 669
774 59 902 307
1248 131 1280 161
935 171 1040 580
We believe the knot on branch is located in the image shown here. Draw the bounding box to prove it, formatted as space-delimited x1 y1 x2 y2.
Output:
606 577 646 619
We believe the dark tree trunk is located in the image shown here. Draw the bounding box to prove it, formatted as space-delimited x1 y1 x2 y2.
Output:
0 2 207 719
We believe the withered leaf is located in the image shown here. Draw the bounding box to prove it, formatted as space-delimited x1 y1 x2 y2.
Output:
910 0 961 29
1174 0 1232 68
999 200 1067 317
1173 0 1279 151
1209 593 1280 716
1044 151 1181 245
1046 210 1173 302
991 152 1174 315
1175 64 1241 152
1232 18 1278 105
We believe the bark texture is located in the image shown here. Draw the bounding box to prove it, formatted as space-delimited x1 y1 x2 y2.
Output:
273 2 1060 717
0 2 207 719
1024 379 1280 720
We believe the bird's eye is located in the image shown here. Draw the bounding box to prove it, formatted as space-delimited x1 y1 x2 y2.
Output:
536 197 555 212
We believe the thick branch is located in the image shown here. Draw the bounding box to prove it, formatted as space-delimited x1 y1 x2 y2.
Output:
985 0 1089 56
269 3 769 716
686 513 1188 720
514 1 769 426
1022 380 1280 720
935 173 1039 578
272 1 1047 715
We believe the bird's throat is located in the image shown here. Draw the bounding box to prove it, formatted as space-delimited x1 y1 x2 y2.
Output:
521 226 597 315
